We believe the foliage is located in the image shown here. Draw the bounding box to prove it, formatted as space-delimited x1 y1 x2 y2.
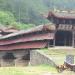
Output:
0 11 15 25
0 11 35 30
11 22 35 30
0 0 60 25
0 0 74 25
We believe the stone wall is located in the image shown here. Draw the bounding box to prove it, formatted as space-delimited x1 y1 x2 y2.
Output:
0 49 57 67
0 50 30 67
30 50 56 67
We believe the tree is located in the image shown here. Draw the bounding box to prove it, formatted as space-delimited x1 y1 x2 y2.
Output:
0 11 16 25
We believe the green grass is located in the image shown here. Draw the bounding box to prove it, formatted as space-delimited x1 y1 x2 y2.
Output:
39 48 75 65
40 48 75 55
0 65 57 75
0 66 75 75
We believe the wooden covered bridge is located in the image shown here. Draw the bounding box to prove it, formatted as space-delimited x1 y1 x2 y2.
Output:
0 10 75 66
0 24 55 67
1 11 75 51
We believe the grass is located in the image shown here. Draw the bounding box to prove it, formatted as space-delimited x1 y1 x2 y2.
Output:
39 48 75 65
0 65 57 75
0 66 75 75
0 48 75 75
39 48 75 55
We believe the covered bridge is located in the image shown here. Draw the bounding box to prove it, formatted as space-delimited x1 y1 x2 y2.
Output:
0 24 55 67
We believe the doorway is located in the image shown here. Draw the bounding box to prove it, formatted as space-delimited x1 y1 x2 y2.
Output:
55 31 72 46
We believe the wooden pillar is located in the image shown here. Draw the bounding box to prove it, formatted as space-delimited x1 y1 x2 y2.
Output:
53 29 56 47
53 30 55 47
53 24 58 47
69 35 70 46
64 35 66 46
47 40 50 48
72 31 75 47
72 25 75 47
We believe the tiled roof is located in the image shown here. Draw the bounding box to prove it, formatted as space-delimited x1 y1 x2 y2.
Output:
47 11 75 19
0 33 54 45
0 24 54 50
0 24 55 40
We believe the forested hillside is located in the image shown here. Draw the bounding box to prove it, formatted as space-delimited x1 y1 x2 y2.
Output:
0 0 74 29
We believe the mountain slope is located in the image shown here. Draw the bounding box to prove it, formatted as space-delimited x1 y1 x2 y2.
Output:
0 0 74 25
